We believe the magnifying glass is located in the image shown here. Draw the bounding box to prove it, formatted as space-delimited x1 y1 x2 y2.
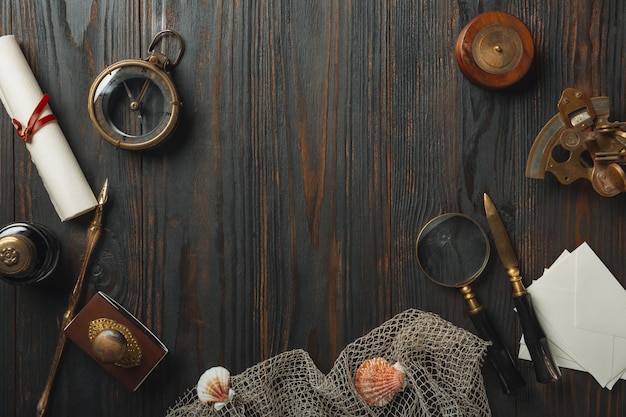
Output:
416 213 525 394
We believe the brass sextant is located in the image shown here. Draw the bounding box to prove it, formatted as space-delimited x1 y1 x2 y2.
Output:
526 88 626 196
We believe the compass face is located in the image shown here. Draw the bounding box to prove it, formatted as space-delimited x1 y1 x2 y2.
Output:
88 59 181 150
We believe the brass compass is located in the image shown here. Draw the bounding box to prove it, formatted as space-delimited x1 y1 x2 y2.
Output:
456 11 533 89
88 30 184 150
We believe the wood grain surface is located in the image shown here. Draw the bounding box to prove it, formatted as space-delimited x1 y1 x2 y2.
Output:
2 1 626 416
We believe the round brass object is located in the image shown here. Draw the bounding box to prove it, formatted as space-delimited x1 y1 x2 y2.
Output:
88 318 142 368
88 59 181 150
0 222 59 285
472 24 523 74
87 30 184 150
456 11 534 89
91 329 128 364
0 234 36 277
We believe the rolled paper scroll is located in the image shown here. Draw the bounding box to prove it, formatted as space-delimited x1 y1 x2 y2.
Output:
0 35 97 221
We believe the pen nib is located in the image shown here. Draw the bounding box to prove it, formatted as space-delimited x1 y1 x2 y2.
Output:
97 178 109 207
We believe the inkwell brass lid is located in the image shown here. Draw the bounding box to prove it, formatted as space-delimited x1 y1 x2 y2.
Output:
456 11 534 89
0 234 36 277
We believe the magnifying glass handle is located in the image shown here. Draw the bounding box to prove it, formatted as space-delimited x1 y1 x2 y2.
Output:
470 308 526 394
513 293 561 382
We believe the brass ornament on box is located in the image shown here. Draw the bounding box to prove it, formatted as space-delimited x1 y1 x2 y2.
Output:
88 30 184 150
88 318 142 368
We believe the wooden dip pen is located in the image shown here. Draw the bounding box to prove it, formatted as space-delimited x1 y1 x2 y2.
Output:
36 179 109 417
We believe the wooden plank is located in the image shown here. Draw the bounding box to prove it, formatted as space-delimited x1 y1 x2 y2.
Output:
0 2 16 417
1 1 626 416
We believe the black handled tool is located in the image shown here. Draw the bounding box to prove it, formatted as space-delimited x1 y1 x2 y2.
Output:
483 193 560 383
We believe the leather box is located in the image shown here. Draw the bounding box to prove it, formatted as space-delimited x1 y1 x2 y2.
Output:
64 291 168 391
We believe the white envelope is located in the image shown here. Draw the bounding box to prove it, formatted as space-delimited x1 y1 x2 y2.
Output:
519 242 626 389
519 334 626 388
575 245 626 338
520 335 585 373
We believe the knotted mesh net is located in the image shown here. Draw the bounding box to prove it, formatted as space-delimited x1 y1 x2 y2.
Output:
166 309 491 417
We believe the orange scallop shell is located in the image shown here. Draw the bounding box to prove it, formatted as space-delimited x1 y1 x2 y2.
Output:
355 357 407 407
196 366 235 409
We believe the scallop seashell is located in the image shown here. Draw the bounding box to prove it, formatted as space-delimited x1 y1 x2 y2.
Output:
196 366 236 410
355 357 407 407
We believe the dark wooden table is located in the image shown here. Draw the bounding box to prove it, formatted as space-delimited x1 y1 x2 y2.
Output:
2 1 626 416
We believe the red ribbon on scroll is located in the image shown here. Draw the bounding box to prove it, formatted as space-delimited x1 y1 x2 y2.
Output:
12 93 57 142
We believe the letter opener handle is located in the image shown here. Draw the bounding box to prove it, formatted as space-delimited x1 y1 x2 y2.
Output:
483 193 560 383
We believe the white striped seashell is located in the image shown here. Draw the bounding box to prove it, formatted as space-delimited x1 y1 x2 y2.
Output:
196 366 236 410
355 357 407 407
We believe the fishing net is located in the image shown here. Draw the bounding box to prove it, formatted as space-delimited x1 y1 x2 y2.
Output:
165 309 491 417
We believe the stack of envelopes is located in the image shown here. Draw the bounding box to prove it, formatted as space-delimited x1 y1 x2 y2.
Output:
518 242 626 389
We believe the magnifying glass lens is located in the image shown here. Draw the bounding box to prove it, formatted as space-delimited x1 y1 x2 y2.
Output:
416 214 489 287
